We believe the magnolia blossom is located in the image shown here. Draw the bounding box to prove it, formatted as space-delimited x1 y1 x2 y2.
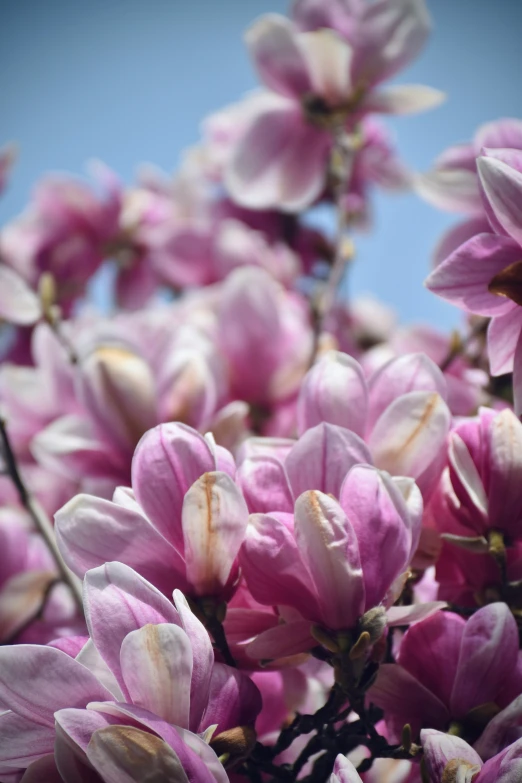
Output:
0 562 260 782
55 423 249 604
426 150 522 407
416 118 522 264
370 604 522 751
226 3 442 211
240 464 444 659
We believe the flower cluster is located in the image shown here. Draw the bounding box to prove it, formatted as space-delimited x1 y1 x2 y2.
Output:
0 1 522 781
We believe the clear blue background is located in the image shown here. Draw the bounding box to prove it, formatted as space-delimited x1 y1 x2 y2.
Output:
1 0 521 330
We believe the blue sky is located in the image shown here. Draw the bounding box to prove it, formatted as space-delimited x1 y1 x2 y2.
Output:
1 0 521 330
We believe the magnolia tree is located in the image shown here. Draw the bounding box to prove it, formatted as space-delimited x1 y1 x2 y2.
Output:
1 1 522 782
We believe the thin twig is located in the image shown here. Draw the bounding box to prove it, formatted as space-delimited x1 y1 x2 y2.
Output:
0 418 84 612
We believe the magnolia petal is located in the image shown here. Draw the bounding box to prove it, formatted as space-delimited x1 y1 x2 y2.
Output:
478 154 522 246
83 562 179 698
367 352 447 434
237 454 294 514
386 601 447 627
487 308 522 376
451 603 519 717
131 422 216 552
246 619 316 660
173 590 214 734
369 391 450 494
182 471 249 596
420 730 482 783
120 624 192 727
86 726 191 783
339 466 414 609
294 491 364 629
448 433 489 523
0 645 112 728
78 346 157 457
286 422 371 497
425 233 522 316
328 754 364 783
486 408 522 536
201 662 262 735
55 493 188 596
0 712 53 767
226 100 330 213
362 85 445 115
369 664 449 742
297 351 368 437
296 29 352 105
239 513 322 618
245 14 311 99
414 169 483 215
0 265 41 325
474 695 522 760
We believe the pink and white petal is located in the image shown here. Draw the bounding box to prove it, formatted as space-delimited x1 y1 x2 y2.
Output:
55 494 188 596
294 491 365 629
390 476 424 556
237 455 294 514
415 169 483 215
245 14 311 99
297 351 368 437
474 695 522 761
425 233 522 316
0 712 53 768
182 471 249 596
86 726 191 783
448 433 489 521
200 663 262 735
351 0 431 87
369 391 450 490
433 217 492 268
339 465 412 608
361 85 445 115
514 331 522 418
0 265 41 325
478 738 522 783
0 645 112 727
367 353 447 434
420 730 482 782
328 755 363 783
54 707 121 754
226 104 330 212
478 153 522 246
487 308 522 376
476 119 522 151
396 610 465 711
131 423 216 552
173 728 229 783
0 570 57 643
451 603 519 717
286 422 371 497
76 641 124 701
486 408 522 535
296 29 352 105
173 591 214 734
386 601 446 627
120 624 192 727
369 664 449 742
239 513 321 618
83 562 179 698
246 620 316 660
203 434 237 479
77 346 157 457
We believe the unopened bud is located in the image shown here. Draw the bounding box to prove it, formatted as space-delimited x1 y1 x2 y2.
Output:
359 606 387 644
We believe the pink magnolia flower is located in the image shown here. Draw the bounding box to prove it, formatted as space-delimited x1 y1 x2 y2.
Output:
434 407 522 546
425 149 522 408
55 422 249 605
416 118 522 264
0 165 121 314
0 562 260 782
237 351 450 513
226 6 442 212
370 603 522 751
421 730 522 783
240 464 444 660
